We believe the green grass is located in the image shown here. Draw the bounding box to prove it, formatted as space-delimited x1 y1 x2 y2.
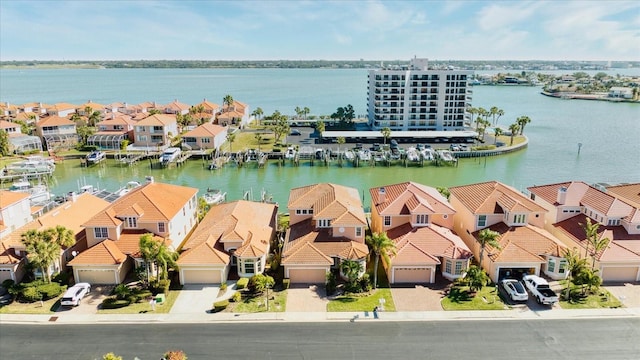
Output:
441 285 507 310
558 286 623 309
0 296 61 314
327 288 396 312
231 289 287 313
96 290 179 314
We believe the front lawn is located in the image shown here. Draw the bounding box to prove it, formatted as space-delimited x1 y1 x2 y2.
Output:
230 289 287 313
96 290 179 314
441 285 506 310
558 286 622 309
0 296 61 314
327 288 396 312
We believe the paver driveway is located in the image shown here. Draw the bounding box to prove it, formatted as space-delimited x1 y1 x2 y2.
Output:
286 284 328 312
604 282 640 308
390 284 446 311
170 285 220 314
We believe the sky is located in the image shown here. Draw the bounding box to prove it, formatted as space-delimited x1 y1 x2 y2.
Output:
1 0 639 62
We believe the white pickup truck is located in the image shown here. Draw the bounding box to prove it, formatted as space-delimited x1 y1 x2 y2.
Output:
522 275 559 306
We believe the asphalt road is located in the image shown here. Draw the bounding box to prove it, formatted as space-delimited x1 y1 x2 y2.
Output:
2 319 639 360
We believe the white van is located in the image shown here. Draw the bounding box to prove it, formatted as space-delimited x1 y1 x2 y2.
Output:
60 283 91 307
161 147 181 163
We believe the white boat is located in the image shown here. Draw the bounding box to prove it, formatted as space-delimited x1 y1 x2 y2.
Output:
86 151 106 164
5 159 55 174
343 150 355 161
358 150 372 161
9 180 52 203
285 147 296 160
406 147 421 162
420 148 435 161
202 189 226 205
161 147 181 164
437 150 456 162
245 149 261 162
116 181 142 197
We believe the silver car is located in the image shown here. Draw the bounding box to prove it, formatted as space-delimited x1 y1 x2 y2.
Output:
500 279 528 302
60 283 91 307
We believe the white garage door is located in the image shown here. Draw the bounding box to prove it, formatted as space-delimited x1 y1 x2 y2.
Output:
77 269 117 284
393 267 431 284
0 268 12 283
182 269 221 284
602 267 639 282
288 268 327 284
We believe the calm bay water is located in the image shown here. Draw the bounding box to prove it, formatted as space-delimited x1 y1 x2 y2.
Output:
1 68 639 208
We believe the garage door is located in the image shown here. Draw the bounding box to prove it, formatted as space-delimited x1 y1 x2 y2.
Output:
182 269 221 284
393 267 431 283
288 268 327 284
0 269 12 283
602 267 639 282
77 269 117 284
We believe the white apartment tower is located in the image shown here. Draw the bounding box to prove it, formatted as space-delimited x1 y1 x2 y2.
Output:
367 58 473 131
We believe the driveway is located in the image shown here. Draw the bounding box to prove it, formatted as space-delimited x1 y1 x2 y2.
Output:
55 285 113 314
391 284 446 311
170 285 220 314
604 282 640 308
286 284 328 312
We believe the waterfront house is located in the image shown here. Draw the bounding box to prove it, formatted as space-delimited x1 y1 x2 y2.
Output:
449 181 568 282
0 192 110 283
195 99 220 116
88 115 135 150
68 179 198 284
608 87 633 99
217 100 249 127
14 111 39 124
77 100 106 116
45 103 77 118
35 115 78 150
181 123 227 151
369 182 472 284
176 200 277 285
528 182 640 282
282 183 369 284
0 102 19 119
0 191 32 242
162 99 191 115
0 120 43 154
132 114 179 149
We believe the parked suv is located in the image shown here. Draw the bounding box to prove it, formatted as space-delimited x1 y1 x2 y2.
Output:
61 283 91 307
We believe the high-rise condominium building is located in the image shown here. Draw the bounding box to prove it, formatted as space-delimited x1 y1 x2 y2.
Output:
367 58 473 131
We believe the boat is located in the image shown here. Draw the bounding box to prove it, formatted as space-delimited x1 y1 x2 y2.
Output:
358 149 372 161
245 149 261 162
85 151 106 165
420 148 435 161
4 158 55 174
285 147 296 160
115 181 142 197
343 150 355 161
161 147 182 164
406 147 421 162
437 150 456 162
202 188 226 205
9 180 53 203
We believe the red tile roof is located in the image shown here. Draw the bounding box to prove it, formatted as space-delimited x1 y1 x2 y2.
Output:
370 181 455 216
387 223 472 266
450 181 546 214
289 183 366 226
474 223 566 263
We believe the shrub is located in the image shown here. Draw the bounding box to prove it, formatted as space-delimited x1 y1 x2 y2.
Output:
236 278 249 290
282 279 290 290
163 350 188 360
230 291 242 303
20 287 42 302
358 273 372 292
150 279 171 295
220 282 228 291
2 279 15 289
325 272 337 295
52 272 71 286
113 284 131 300
101 297 130 309
37 283 66 300
102 353 123 360
213 300 229 312
248 274 275 293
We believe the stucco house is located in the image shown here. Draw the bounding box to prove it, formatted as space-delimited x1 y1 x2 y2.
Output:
0 191 32 244
45 103 77 118
88 115 135 150
181 123 227 151
177 200 277 285
449 181 568 282
0 120 43 154
527 181 640 282
68 179 198 284
608 87 633 99
35 115 78 150
0 192 110 283
133 114 179 149
77 100 106 116
217 100 249 127
162 100 191 115
369 182 472 284
282 183 369 284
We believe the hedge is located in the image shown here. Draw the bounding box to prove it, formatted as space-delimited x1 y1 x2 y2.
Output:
101 297 131 309
230 292 242 303
213 300 229 312
38 283 66 300
236 278 249 290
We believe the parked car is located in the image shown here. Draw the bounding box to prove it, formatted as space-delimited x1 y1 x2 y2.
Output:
290 129 301 136
449 144 460 151
500 279 528 302
458 144 469 151
523 275 559 305
60 283 91 307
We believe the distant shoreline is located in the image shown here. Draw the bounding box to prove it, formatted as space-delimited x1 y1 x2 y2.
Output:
540 91 639 103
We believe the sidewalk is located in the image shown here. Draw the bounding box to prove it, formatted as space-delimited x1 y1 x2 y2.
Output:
2 306 639 325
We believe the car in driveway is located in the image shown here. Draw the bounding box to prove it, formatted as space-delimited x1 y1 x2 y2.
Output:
290 129 301 136
500 279 528 302
61 283 91 307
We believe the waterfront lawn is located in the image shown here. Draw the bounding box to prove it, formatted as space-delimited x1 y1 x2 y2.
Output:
441 285 506 310
231 289 287 313
225 131 279 152
96 290 179 314
0 296 61 314
327 288 396 312
558 286 622 309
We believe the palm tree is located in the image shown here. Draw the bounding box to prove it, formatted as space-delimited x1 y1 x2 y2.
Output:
303 106 310 120
489 107 498 126
477 228 501 269
339 259 363 285
155 245 178 280
516 115 531 135
24 234 59 283
316 120 325 141
226 132 236 153
508 123 520 145
467 106 477 126
380 127 391 146
223 94 234 112
582 218 609 269
48 225 75 249
495 109 505 126
254 132 263 152
366 232 396 289
251 107 264 126
493 127 503 144
139 233 161 283
562 247 587 301
464 265 489 292
294 106 302 119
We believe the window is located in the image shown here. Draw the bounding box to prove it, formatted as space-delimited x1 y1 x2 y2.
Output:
317 219 331 228
202 138 210 143
454 262 463 275
384 216 391 227
126 217 137 228
558 260 567 274
158 222 166 233
244 259 254 274
512 214 525 224
356 227 362 237
94 227 108 239
477 215 486 227
416 214 428 224
445 260 452 274
548 258 556 272
296 209 301 215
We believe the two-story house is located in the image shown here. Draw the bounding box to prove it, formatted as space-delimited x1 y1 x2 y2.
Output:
77 100 106 116
177 200 277 285
449 181 567 282
162 100 190 116
88 115 135 150
68 179 198 284
133 114 179 149
282 183 369 284
45 103 77 118
217 100 249 127
369 182 472 284
0 191 32 242
35 115 78 150
0 120 43 154
528 181 640 282
181 123 227 151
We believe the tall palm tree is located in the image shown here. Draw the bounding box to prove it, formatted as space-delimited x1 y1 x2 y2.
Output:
251 107 264 126
254 133 263 152
339 259 363 284
155 245 178 280
489 106 498 126
508 123 520 145
223 94 234 112
495 109 505 126
516 115 531 135
366 232 396 289
582 218 609 269
581 218 598 259
48 225 75 249
226 132 236 153
303 107 310 120
316 120 325 141
380 127 391 145
477 228 501 269
493 127 503 144
337 137 345 164
562 247 587 301
467 106 477 126
294 106 302 119
139 233 161 283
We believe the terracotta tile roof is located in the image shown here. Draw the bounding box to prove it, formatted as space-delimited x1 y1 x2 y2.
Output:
182 123 226 138
96 116 135 126
177 242 229 265
84 182 197 228
217 110 245 120
4 193 110 249
79 101 106 110
114 230 166 258
606 183 640 208
450 181 546 214
282 242 333 265
135 114 177 126
387 223 472 265
0 243 21 264
0 190 30 208
49 103 78 111
178 200 276 265
67 240 127 265
289 183 366 226
15 112 38 121
163 100 191 112
37 115 75 127
474 223 566 263
0 120 21 129
370 181 455 216
197 99 220 111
